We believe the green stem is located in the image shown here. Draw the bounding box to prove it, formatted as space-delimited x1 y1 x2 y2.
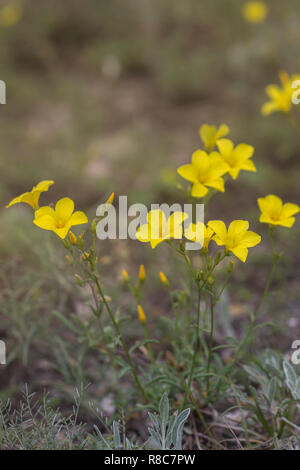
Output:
94 277 148 402
236 226 279 357
183 282 201 407
206 294 214 395
143 323 155 366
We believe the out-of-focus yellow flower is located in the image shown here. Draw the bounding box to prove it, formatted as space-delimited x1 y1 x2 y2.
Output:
199 124 229 150
216 139 256 180
257 194 300 227
242 2 268 24
208 220 261 262
261 72 300 115
177 150 228 198
136 210 188 249
33 197 88 239
184 222 214 250
159 271 169 287
122 269 130 282
137 305 146 324
139 264 146 281
0 3 22 27
6 180 54 210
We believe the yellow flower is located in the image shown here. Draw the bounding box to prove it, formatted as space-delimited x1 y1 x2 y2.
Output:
261 71 300 115
159 271 169 287
242 2 268 24
136 210 188 249
199 124 230 150
177 150 228 198
184 222 214 250
33 197 88 239
257 194 300 228
6 180 54 210
216 139 256 180
139 264 146 281
0 3 22 27
137 305 146 324
208 220 261 262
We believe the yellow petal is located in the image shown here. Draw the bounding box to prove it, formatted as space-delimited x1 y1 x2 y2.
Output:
69 211 88 226
33 214 56 231
207 220 227 241
258 194 282 216
168 212 188 238
34 180 54 192
206 176 225 192
231 246 248 263
216 124 230 139
228 220 249 238
216 139 234 157
184 222 205 245
241 160 257 172
191 182 208 198
240 230 261 247
55 198 75 222
233 144 254 161
136 224 151 242
177 164 198 183
281 203 300 219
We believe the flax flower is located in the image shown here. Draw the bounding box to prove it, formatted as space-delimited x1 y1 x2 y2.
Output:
199 124 229 150
208 220 261 262
216 139 256 180
184 222 214 250
136 210 188 249
261 72 300 116
6 180 54 210
242 2 268 24
177 150 228 198
257 194 300 228
34 197 88 239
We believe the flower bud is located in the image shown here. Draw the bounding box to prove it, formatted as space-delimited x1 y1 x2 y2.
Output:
81 251 90 261
65 255 73 265
74 274 84 286
69 231 77 245
207 275 214 286
106 192 115 204
137 305 146 324
159 271 169 287
122 269 130 283
139 264 146 282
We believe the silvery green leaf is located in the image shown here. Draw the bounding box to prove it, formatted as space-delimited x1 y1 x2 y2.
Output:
283 360 297 390
172 408 190 450
148 412 160 431
113 421 121 449
159 393 169 433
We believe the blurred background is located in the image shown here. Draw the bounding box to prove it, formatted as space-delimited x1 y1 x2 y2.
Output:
0 0 300 420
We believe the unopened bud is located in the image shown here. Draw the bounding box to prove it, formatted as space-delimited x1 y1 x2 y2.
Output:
207 275 214 286
74 274 84 286
106 192 115 204
69 231 77 245
122 269 130 283
81 251 90 261
137 305 146 324
159 271 169 287
139 264 146 282
65 255 73 265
